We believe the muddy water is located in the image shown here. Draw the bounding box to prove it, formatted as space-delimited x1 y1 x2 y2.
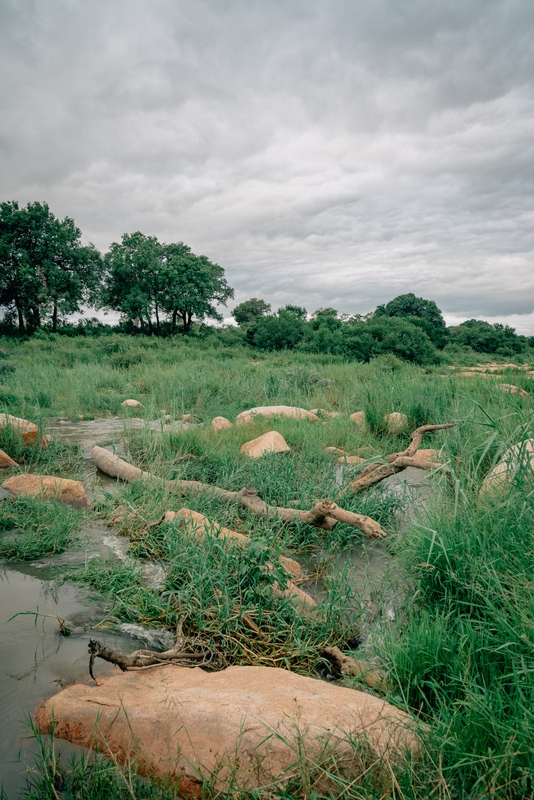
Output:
0 568 149 796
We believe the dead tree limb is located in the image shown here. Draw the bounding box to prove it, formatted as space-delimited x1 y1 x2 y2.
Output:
88 617 212 680
342 423 456 496
91 446 386 538
322 646 391 693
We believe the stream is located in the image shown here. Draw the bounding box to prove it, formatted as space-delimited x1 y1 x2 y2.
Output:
0 416 407 796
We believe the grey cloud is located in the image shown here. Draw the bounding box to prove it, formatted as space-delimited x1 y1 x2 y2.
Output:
1 0 534 328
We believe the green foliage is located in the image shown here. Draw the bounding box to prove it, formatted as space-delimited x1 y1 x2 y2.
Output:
232 297 271 324
375 292 448 348
449 318 526 355
247 308 307 350
102 233 234 333
0 496 82 560
0 200 102 333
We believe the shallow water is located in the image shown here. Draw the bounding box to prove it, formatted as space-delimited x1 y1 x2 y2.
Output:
0 567 149 797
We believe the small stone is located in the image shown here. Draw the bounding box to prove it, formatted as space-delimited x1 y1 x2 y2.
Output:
240 431 290 458
324 446 346 456
212 416 233 431
121 399 144 408
349 411 365 425
182 414 201 423
498 383 529 397
385 412 408 433
1 474 89 508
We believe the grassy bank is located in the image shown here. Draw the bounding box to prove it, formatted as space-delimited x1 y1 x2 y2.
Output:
0 337 533 797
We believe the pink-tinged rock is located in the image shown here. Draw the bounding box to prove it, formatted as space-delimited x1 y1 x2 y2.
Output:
385 412 408 434
236 406 319 425
0 449 17 468
0 413 46 446
211 416 233 431
481 439 534 494
34 664 419 795
349 411 366 425
1 474 88 508
240 431 290 458
498 383 529 397
337 455 367 465
121 399 145 408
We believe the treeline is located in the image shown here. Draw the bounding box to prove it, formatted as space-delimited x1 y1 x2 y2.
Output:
1 201 532 364
0 201 233 335
231 295 534 364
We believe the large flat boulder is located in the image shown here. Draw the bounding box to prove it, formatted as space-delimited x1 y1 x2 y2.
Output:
1 474 88 508
35 664 418 795
236 406 319 425
0 413 46 446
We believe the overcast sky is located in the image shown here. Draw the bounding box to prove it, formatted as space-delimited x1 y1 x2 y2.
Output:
1 0 534 331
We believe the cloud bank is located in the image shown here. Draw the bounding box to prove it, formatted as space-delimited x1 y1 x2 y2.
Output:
1 0 533 330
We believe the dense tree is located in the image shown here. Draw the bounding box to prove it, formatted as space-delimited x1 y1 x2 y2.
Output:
232 298 271 325
375 293 448 348
246 308 307 350
0 201 102 332
448 319 525 355
161 243 234 333
102 234 234 333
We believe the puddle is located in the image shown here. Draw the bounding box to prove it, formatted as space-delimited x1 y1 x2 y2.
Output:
0 567 150 797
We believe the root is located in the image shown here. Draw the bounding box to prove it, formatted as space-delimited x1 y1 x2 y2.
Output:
88 617 212 680
92 446 387 538
342 423 455 495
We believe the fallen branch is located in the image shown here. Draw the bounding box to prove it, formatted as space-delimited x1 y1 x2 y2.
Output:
322 646 391 693
342 423 456 495
91 446 386 538
88 617 212 679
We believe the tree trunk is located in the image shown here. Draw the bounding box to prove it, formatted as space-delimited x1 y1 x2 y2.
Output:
155 302 160 333
171 309 178 333
52 302 58 333
16 302 25 333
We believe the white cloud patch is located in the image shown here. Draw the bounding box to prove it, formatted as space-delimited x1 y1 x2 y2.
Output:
1 0 533 329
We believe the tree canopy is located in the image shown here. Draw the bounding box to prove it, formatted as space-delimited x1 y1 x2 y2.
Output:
374 293 448 348
232 298 271 325
102 234 234 333
0 201 102 332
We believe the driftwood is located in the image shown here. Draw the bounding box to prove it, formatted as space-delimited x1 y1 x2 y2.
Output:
88 617 211 679
91 446 386 538
322 646 390 693
342 423 455 495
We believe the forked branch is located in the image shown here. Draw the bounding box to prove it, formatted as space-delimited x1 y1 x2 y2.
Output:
91 446 386 538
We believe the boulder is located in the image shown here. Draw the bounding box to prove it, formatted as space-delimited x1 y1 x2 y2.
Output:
385 412 408 434
481 439 534 494
1 474 89 509
337 455 366 465
0 449 17 468
121 399 145 408
34 664 418 795
498 383 529 397
350 411 366 426
240 431 290 458
236 406 319 425
211 416 233 431
0 413 46 446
